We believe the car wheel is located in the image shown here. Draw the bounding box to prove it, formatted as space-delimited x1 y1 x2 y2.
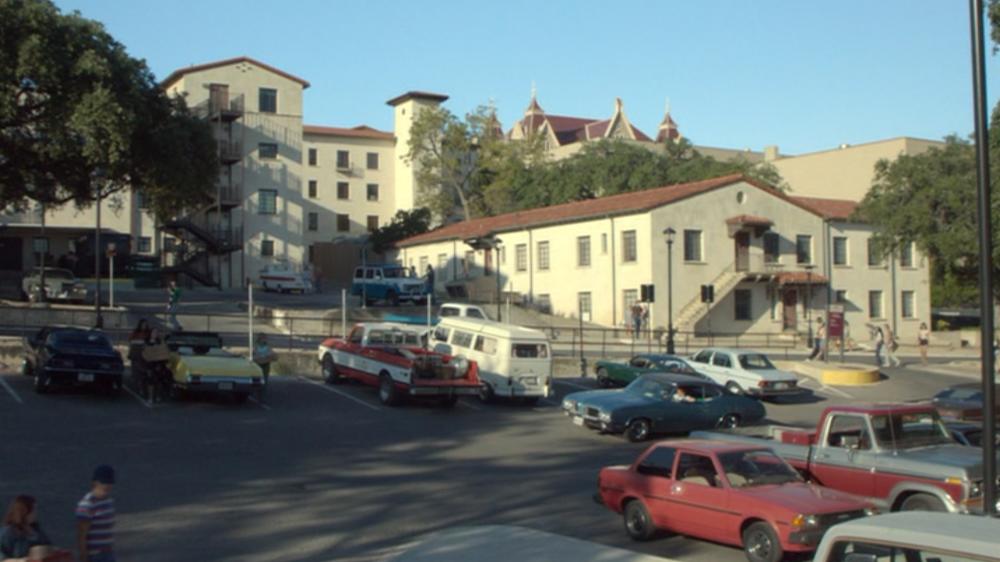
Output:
743 522 783 562
900 493 947 512
623 500 656 541
387 290 399 307
725 381 743 395
625 418 651 442
521 396 540 406
33 371 49 394
439 395 458 408
234 392 249 404
478 382 495 403
596 368 611 387
21 360 32 377
378 373 399 406
322 355 342 385
717 413 741 429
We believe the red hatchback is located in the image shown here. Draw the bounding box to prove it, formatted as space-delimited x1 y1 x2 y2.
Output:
596 440 876 562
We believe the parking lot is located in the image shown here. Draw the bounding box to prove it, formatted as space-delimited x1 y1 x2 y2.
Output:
0 353 984 562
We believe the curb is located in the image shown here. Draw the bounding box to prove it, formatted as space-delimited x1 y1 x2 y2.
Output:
791 361 881 385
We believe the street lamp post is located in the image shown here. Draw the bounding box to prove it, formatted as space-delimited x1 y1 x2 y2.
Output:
494 241 502 323
664 227 676 354
804 264 815 349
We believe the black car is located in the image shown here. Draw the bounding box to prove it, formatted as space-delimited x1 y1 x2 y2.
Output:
931 382 1000 421
22 326 124 395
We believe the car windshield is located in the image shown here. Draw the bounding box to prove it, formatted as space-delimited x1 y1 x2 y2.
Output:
738 353 775 370
50 331 111 349
718 450 801 487
368 329 421 346
654 358 697 374
626 377 671 400
870 412 953 449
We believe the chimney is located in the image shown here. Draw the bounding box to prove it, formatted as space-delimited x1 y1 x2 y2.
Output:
764 145 780 161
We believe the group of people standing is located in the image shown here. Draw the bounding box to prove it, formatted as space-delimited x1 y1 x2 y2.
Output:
2 465 116 562
807 317 931 367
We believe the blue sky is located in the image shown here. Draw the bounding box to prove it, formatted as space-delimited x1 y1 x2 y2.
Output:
55 0 1000 155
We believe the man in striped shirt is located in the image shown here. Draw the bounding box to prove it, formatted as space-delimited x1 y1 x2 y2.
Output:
76 465 116 562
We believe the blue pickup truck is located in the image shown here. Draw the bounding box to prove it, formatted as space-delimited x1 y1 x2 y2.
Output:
351 264 427 306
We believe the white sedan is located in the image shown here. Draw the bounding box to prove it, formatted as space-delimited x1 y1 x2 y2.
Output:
258 264 314 293
688 347 801 398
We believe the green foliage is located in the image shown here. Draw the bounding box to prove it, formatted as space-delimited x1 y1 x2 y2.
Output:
0 0 218 219
369 208 432 254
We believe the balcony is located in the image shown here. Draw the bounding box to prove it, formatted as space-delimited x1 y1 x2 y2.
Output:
194 94 245 122
735 254 785 280
218 184 243 209
218 140 243 165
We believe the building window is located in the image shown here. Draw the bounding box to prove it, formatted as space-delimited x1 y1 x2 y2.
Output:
138 236 151 253
735 289 752 321
536 293 551 313
796 235 812 264
419 256 428 275
577 236 591 267
868 290 884 319
259 143 278 159
867 238 883 267
307 212 318 231
515 244 527 272
337 182 349 200
601 233 608 254
367 152 379 170
622 230 637 262
336 150 349 169
578 292 592 320
308 148 317 166
900 241 915 268
258 189 277 215
464 251 475 276
835 290 848 304
623 289 638 324
337 214 350 232
901 290 915 319
367 184 379 202
833 236 848 266
437 253 448 276
537 241 550 271
308 180 317 198
683 229 702 262
135 191 148 210
258 88 277 113
763 232 779 263
261 239 274 257
366 215 378 232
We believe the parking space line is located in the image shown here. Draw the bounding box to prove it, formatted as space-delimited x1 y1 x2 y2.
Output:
123 386 152 409
0 376 24 404
248 396 272 410
554 379 592 391
819 385 854 399
459 400 482 411
296 376 381 411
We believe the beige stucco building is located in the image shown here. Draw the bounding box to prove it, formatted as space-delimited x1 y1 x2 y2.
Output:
395 175 930 341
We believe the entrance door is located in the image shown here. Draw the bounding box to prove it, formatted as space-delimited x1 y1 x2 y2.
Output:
782 287 797 331
734 232 750 272
209 84 229 113
0 237 22 270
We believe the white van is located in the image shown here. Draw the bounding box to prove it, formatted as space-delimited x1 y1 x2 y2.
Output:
438 302 489 320
432 317 551 403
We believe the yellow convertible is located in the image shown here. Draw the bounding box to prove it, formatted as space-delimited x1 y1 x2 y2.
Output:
165 332 265 403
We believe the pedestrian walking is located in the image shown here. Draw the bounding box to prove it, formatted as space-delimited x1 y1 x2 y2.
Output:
884 323 901 367
253 334 277 387
808 317 826 361
76 465 116 562
918 322 930 365
425 264 435 297
2 495 51 560
166 280 182 331
872 325 885 367
630 302 643 339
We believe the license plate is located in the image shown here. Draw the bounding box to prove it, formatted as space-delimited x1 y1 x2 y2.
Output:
521 376 538 386
218 382 234 391
775 382 789 390
573 416 584 426
78 373 94 382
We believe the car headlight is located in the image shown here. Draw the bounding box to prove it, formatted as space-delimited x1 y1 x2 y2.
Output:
563 398 577 410
864 506 880 517
970 480 983 498
790 514 819 529
599 411 612 422
451 357 469 374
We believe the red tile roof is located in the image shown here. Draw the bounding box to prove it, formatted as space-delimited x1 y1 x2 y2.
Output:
775 271 829 286
789 196 858 221
385 91 449 106
726 214 774 227
303 124 393 140
161 56 310 88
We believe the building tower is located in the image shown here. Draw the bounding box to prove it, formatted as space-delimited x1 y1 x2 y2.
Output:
387 91 449 213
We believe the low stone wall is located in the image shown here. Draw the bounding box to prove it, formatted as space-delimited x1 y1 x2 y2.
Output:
0 303 130 333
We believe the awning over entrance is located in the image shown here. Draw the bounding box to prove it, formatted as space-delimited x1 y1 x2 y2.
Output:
726 214 773 237
775 271 829 286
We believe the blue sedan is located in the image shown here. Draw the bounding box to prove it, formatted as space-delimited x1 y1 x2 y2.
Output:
562 373 766 442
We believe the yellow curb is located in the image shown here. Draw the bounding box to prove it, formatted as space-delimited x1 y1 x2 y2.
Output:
819 367 880 385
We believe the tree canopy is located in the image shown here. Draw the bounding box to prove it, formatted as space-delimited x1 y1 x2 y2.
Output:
368 208 432 254
0 0 218 219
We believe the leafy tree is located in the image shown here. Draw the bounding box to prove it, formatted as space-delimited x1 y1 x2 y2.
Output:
368 208 432 254
0 0 217 219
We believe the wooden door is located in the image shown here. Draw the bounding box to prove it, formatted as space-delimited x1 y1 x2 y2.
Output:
734 232 750 272
782 288 797 331
209 84 229 113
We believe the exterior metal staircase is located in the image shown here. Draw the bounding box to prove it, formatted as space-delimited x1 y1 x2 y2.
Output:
673 265 745 332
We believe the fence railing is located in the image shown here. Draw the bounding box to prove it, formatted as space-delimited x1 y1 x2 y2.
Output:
0 305 802 361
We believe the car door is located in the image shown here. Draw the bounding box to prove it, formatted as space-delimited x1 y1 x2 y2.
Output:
667 452 733 541
619 356 648 384
809 413 877 498
653 383 708 433
633 446 679 529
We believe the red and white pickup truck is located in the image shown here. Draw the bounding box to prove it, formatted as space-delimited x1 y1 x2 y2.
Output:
317 323 480 407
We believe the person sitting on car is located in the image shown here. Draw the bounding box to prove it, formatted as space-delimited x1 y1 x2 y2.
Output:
672 386 696 403
140 329 171 402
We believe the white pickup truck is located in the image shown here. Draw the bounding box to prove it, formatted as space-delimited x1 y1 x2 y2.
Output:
811 511 999 561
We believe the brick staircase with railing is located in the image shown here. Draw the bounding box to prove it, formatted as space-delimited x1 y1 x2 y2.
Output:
672 263 745 333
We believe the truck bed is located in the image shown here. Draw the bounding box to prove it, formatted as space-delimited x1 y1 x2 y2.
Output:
690 426 814 463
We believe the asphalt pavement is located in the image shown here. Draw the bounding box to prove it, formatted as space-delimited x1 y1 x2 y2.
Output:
0 355 991 562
